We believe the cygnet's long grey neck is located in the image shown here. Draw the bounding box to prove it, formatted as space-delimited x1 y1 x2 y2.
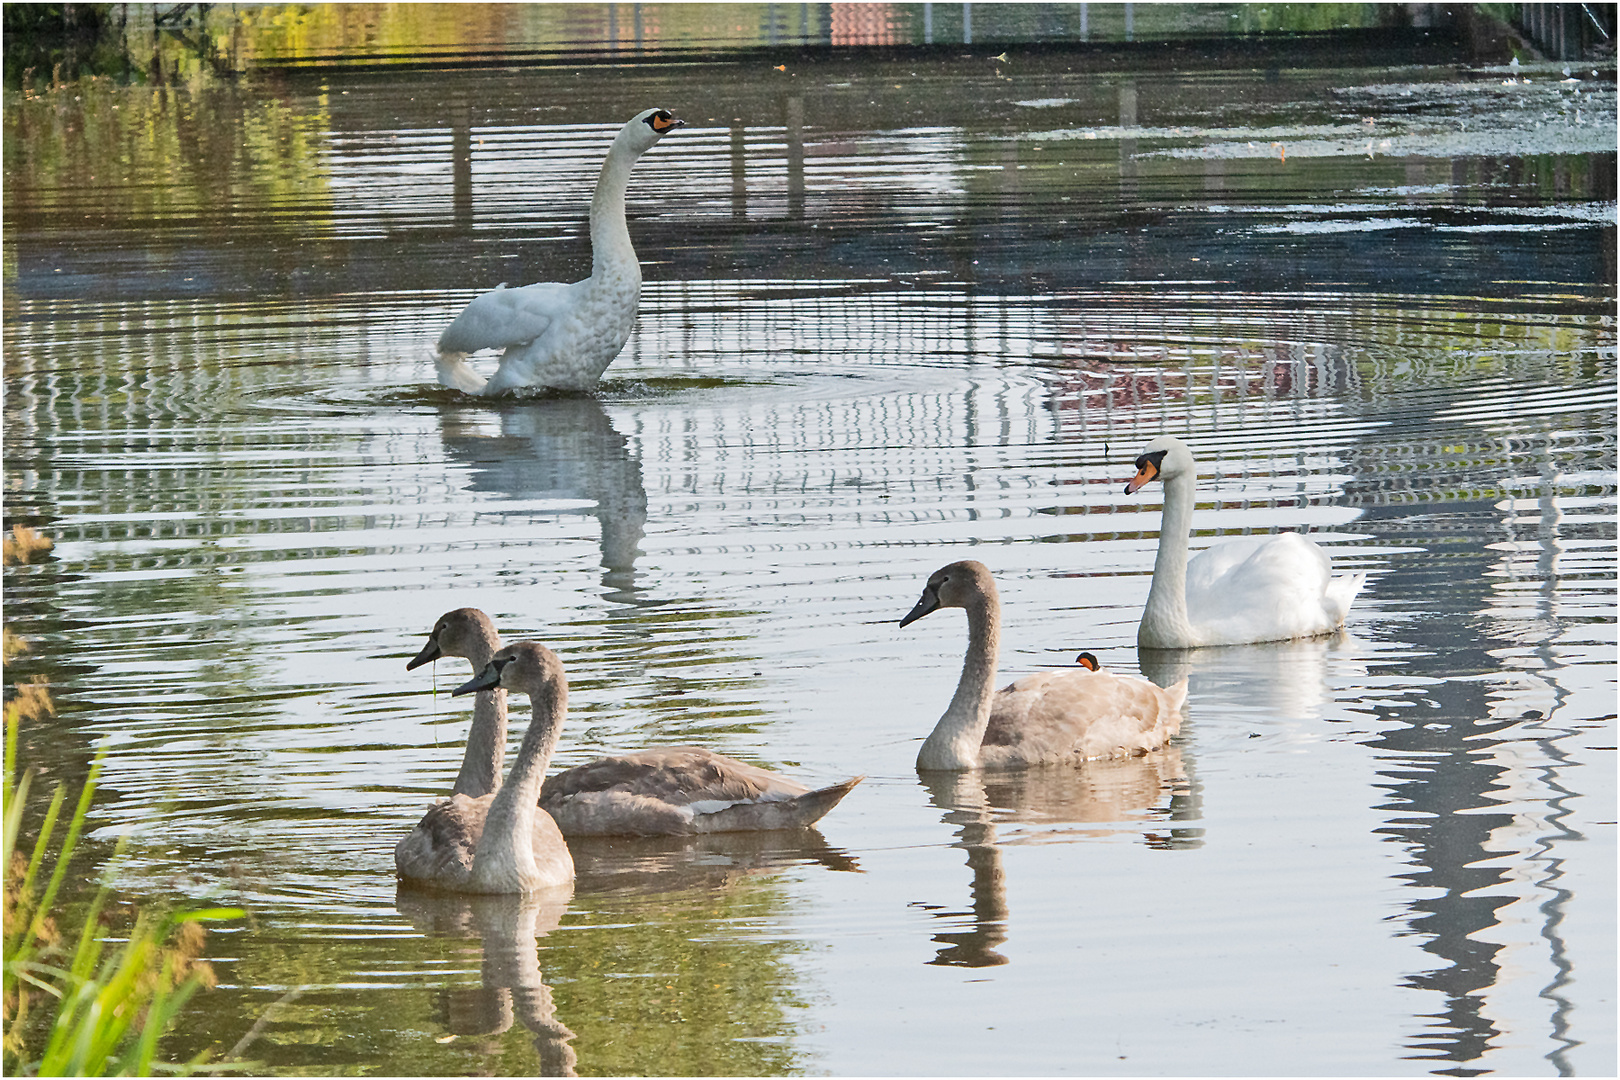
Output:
917 593 1001 771
453 629 507 799
474 676 565 880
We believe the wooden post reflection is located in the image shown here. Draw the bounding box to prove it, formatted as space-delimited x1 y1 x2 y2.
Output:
784 96 805 221
451 98 473 231
731 122 748 219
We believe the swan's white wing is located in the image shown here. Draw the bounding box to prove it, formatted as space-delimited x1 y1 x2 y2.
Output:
1186 532 1350 641
983 670 1185 766
437 281 576 354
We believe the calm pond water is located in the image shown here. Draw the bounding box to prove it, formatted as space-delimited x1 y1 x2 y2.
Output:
4 36 1616 1078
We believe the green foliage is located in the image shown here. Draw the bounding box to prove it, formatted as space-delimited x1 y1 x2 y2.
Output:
2 683 245 1076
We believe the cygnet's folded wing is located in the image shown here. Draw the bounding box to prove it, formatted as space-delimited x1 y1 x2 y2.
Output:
982 670 1186 766
541 746 859 836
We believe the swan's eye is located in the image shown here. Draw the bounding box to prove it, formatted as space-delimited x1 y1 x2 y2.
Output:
1132 449 1167 481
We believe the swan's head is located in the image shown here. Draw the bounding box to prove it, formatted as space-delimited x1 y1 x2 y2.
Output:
899 560 998 627
1124 435 1192 495
407 607 497 670
1075 651 1099 671
453 641 565 699
620 108 685 154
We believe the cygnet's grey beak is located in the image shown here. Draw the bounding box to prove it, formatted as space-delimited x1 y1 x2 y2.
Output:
406 637 442 671
453 658 505 696
899 588 940 628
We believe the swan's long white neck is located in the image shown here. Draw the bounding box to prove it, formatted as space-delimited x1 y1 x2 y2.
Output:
589 129 648 285
1139 454 1200 649
473 675 565 883
452 627 507 799
918 591 1000 770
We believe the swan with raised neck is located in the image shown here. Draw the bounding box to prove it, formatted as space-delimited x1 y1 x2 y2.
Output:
395 642 575 894
1124 435 1365 649
434 108 685 395
900 560 1185 771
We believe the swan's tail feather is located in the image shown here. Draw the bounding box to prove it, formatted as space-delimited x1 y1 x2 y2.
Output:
692 775 864 834
1166 677 1189 724
1325 571 1368 624
434 350 491 395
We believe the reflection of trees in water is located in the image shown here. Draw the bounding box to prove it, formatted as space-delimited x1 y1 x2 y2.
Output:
544 850 845 1076
1051 343 1604 1073
917 749 1195 968
396 884 579 1076
1125 416 1602 1075
1352 473 1592 1074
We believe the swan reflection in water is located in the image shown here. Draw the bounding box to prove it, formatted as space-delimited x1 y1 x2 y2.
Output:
1137 631 1370 723
916 748 1197 969
395 831 858 1071
436 395 647 599
395 884 579 1075
567 826 861 897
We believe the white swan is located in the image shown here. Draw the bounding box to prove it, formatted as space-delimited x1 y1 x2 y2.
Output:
407 608 507 798
900 560 1186 771
395 642 575 894
434 108 685 395
410 609 862 837
1124 435 1365 649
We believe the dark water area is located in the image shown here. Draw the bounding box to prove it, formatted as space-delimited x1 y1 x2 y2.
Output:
3 12 1615 1078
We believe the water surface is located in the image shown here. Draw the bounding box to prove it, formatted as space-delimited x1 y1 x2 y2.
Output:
3 43 1615 1077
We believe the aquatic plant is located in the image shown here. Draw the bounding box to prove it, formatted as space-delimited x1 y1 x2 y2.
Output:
2 525 53 567
2 674 244 1075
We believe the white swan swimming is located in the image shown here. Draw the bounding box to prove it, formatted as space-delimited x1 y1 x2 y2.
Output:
434 108 685 395
395 642 575 894
407 608 507 798
408 609 862 837
1124 435 1365 649
900 560 1186 771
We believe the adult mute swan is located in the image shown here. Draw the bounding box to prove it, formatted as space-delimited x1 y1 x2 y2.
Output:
395 642 575 894
408 608 507 798
408 609 862 837
900 560 1186 771
434 108 685 395
1124 435 1365 649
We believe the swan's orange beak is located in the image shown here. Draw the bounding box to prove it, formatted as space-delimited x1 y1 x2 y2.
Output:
1123 450 1166 495
1075 652 1099 671
649 111 684 134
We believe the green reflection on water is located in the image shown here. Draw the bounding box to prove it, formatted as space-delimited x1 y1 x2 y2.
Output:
4 2 1403 89
165 872 815 1076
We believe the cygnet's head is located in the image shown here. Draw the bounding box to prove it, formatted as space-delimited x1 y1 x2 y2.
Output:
453 641 565 699
1124 435 1192 494
620 108 685 154
407 607 497 670
899 560 998 628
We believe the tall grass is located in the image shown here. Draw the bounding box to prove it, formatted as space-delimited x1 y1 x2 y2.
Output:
4 672 245 1075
